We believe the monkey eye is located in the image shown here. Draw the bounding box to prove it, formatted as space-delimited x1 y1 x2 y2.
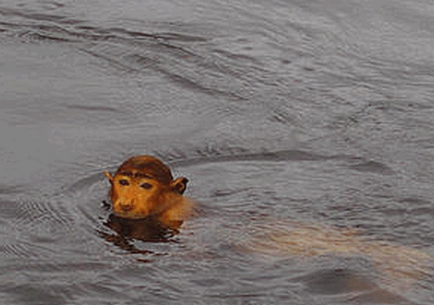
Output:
140 183 153 190
119 179 130 186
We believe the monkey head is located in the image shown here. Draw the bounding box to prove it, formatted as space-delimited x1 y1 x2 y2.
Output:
104 155 190 223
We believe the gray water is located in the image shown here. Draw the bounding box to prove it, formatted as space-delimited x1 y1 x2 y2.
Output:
1 0 434 304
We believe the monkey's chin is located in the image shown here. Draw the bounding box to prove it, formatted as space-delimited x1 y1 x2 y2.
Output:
112 210 149 220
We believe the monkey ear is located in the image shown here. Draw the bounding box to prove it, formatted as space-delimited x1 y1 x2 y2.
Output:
171 177 188 195
104 171 114 184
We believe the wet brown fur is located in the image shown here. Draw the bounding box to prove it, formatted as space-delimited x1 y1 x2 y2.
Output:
104 155 192 228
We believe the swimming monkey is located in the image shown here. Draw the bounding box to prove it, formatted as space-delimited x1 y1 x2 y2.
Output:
103 155 430 292
104 155 192 229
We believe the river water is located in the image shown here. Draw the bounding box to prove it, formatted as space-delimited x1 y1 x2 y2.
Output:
0 0 433 304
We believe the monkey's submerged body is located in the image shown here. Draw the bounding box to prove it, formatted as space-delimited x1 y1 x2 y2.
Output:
104 155 192 229
103 155 429 291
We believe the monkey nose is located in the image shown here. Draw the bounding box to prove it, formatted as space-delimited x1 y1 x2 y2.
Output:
119 201 134 211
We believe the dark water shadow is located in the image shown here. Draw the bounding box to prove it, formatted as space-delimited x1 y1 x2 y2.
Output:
348 160 394 175
169 149 334 168
99 213 180 255
297 268 375 295
294 268 412 304
169 148 395 175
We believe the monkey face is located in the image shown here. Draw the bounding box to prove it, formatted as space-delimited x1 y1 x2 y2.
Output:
105 172 161 218
104 156 188 220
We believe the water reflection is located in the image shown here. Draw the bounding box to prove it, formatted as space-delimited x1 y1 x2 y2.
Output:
100 213 179 254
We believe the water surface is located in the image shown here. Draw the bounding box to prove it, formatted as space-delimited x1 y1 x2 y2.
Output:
0 0 433 304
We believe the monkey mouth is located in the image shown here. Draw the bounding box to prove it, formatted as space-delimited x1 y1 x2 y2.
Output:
113 209 148 220
120 205 133 212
